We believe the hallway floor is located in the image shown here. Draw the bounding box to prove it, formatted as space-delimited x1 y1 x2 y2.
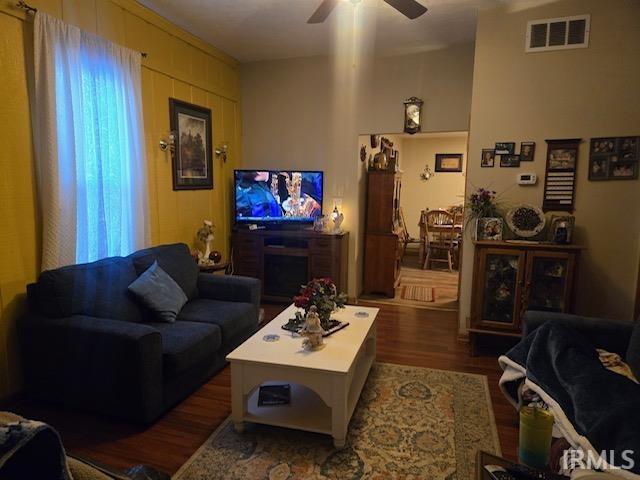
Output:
361 248 459 311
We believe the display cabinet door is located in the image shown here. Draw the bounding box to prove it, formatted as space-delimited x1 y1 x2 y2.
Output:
474 248 526 330
524 251 576 314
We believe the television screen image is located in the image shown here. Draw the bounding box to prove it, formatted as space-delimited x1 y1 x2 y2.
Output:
234 170 323 223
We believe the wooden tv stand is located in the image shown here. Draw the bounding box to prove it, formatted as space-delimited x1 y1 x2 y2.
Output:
231 228 349 302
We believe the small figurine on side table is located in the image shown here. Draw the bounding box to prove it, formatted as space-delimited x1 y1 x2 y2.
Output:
300 306 324 351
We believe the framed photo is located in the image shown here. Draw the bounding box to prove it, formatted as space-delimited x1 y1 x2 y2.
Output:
500 154 520 167
547 214 575 244
610 163 638 179
169 98 213 190
477 218 503 241
620 136 639 161
435 153 463 172
495 142 515 155
520 142 536 161
403 97 423 135
547 147 577 170
591 138 617 154
481 149 495 167
588 156 609 180
589 136 639 181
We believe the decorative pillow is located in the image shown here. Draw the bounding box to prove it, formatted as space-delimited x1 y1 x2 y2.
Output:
128 261 188 323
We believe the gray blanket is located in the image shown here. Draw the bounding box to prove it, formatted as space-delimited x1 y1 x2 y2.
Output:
0 411 71 480
499 322 640 479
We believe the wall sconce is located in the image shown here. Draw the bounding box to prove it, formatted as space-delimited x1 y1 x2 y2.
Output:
420 165 434 182
159 131 176 152
215 143 229 162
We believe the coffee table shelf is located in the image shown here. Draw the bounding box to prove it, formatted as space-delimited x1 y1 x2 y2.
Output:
246 383 332 435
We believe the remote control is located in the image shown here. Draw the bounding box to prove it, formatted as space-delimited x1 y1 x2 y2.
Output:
485 465 516 480
506 465 566 480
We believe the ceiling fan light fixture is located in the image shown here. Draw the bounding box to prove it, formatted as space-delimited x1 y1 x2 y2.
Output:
308 0 427 24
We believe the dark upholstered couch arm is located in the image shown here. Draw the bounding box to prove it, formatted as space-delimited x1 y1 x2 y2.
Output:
522 311 634 356
18 314 164 423
197 274 261 309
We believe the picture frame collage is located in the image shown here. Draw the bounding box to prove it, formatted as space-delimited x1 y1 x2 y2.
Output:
588 136 639 181
481 141 536 168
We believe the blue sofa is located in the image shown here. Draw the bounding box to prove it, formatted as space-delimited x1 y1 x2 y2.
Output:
18 243 260 423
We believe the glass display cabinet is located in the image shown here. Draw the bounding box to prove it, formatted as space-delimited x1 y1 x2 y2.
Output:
469 241 582 355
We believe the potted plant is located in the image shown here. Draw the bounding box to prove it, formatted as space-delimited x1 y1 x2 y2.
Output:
292 278 347 331
465 187 502 240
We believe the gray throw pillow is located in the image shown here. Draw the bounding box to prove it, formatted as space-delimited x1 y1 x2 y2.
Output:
128 261 188 323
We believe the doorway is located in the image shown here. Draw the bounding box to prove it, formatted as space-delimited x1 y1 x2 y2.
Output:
359 131 468 311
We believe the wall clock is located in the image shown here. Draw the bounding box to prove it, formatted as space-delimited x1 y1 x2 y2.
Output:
403 97 423 135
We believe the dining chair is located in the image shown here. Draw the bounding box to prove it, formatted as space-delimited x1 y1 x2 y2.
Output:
399 207 421 259
423 210 456 272
451 208 464 269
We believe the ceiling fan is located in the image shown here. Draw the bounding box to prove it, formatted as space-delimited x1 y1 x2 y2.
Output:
307 0 428 24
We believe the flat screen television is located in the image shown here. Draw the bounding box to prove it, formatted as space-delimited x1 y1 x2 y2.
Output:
234 170 323 224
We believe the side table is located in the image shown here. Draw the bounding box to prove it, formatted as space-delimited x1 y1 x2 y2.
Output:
198 261 230 274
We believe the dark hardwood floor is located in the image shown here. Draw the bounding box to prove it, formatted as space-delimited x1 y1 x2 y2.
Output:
9 302 519 475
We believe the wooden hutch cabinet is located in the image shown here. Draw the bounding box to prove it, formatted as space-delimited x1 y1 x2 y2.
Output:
362 171 403 297
469 240 583 354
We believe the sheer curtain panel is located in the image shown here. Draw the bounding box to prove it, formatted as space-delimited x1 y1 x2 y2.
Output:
32 12 149 270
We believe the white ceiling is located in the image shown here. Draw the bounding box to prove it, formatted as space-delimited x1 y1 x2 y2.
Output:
137 0 503 62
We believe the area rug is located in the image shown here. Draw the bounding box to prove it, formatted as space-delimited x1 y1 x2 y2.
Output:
173 363 501 480
400 284 435 302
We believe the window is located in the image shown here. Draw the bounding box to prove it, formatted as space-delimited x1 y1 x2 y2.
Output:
34 13 148 269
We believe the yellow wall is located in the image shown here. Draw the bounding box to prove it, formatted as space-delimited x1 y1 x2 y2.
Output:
399 133 468 239
0 0 241 399
459 0 640 333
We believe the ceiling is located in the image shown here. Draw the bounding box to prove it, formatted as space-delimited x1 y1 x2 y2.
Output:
137 0 504 63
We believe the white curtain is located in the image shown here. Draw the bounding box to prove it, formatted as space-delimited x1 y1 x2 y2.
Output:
32 12 149 271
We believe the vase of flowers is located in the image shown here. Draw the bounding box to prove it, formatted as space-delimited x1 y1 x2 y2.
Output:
465 187 501 240
293 278 347 331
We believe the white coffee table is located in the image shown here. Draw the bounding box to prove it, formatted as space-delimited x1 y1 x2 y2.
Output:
226 304 378 448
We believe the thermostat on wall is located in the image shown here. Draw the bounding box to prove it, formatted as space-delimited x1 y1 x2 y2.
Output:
517 173 537 185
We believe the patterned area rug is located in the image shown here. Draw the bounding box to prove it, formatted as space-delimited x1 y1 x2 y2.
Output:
174 363 501 480
400 284 435 302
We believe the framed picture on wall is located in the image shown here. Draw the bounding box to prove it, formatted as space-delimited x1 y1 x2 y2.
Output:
589 136 639 181
435 153 463 172
169 98 214 190
500 154 520 167
495 142 515 155
519 142 536 161
542 138 581 212
481 149 495 167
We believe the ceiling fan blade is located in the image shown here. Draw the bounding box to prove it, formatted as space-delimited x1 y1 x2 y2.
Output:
307 0 339 24
383 0 428 19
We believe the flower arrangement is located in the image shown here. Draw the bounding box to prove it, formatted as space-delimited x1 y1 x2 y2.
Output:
293 278 347 330
466 187 500 221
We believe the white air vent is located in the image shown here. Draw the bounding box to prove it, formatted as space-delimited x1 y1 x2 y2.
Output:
526 15 590 52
